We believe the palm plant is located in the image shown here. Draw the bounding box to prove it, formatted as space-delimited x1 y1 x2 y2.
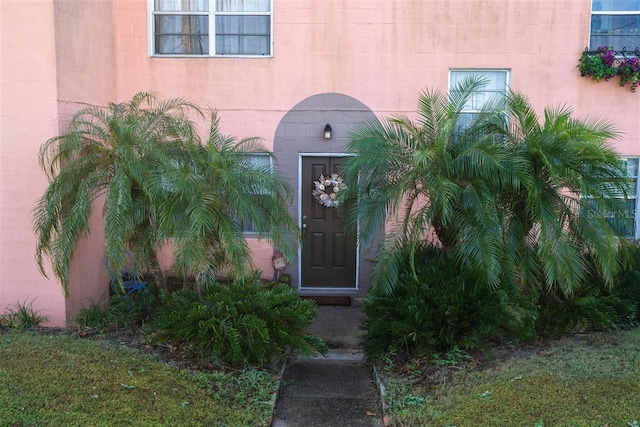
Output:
34 92 200 294
342 76 513 294
343 78 630 297
500 93 630 295
35 94 299 297
146 111 299 295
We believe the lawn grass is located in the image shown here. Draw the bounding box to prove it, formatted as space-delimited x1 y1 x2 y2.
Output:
380 328 640 426
0 330 278 426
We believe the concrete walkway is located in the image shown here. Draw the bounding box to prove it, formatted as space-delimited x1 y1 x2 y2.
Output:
271 306 385 427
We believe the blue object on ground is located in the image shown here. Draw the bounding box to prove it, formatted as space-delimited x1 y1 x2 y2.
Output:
105 251 147 295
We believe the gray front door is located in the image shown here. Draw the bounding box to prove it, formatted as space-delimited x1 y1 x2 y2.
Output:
300 156 357 288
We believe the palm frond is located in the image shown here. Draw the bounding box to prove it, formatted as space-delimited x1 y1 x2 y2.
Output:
33 92 204 291
347 82 625 297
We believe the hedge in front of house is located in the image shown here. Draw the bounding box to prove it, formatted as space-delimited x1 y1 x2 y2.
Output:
143 279 327 367
362 244 537 359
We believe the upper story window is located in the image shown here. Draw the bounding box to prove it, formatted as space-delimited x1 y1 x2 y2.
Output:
150 0 273 57
591 0 640 51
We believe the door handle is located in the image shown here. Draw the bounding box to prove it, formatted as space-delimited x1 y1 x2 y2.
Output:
301 223 307 235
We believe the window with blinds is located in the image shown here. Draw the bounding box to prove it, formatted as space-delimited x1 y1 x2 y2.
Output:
151 0 273 57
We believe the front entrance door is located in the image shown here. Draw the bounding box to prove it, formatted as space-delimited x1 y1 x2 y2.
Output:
301 156 357 288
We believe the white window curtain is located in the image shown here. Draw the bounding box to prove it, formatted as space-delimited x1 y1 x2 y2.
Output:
450 70 508 112
449 70 508 134
156 0 208 11
154 0 209 54
215 15 270 55
215 0 271 55
216 0 270 12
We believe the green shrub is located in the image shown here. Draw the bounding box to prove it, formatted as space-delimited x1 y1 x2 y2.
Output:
108 288 160 328
362 244 536 359
143 279 327 367
72 287 161 329
0 313 8 329
536 242 640 337
614 240 640 319
535 289 632 337
0 301 49 330
71 300 115 328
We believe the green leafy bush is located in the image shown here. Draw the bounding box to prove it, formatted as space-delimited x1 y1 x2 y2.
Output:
143 279 327 366
0 301 49 330
536 242 640 337
614 240 640 319
111 286 161 327
72 287 160 329
535 289 632 337
71 300 116 328
362 244 536 359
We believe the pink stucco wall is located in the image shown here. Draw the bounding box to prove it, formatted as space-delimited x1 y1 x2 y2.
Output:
0 1 66 326
2 0 639 325
108 0 639 151
53 0 120 321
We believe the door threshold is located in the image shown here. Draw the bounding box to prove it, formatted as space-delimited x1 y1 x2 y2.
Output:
301 295 352 306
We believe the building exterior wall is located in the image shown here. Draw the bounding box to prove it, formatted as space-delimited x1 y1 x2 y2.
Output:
110 0 637 149
0 1 66 325
52 0 120 320
1 0 639 325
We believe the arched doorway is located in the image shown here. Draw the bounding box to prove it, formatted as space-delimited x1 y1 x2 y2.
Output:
273 93 381 297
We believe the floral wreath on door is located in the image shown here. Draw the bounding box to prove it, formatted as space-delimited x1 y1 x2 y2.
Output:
312 173 346 208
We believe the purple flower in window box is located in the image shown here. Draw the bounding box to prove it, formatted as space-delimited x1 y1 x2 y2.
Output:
578 46 640 92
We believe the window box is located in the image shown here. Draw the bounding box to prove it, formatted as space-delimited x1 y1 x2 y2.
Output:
578 46 640 91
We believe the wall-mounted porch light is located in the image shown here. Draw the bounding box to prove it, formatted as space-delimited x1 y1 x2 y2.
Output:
323 123 332 139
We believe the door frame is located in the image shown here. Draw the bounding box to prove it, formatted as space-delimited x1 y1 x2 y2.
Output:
297 153 360 292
